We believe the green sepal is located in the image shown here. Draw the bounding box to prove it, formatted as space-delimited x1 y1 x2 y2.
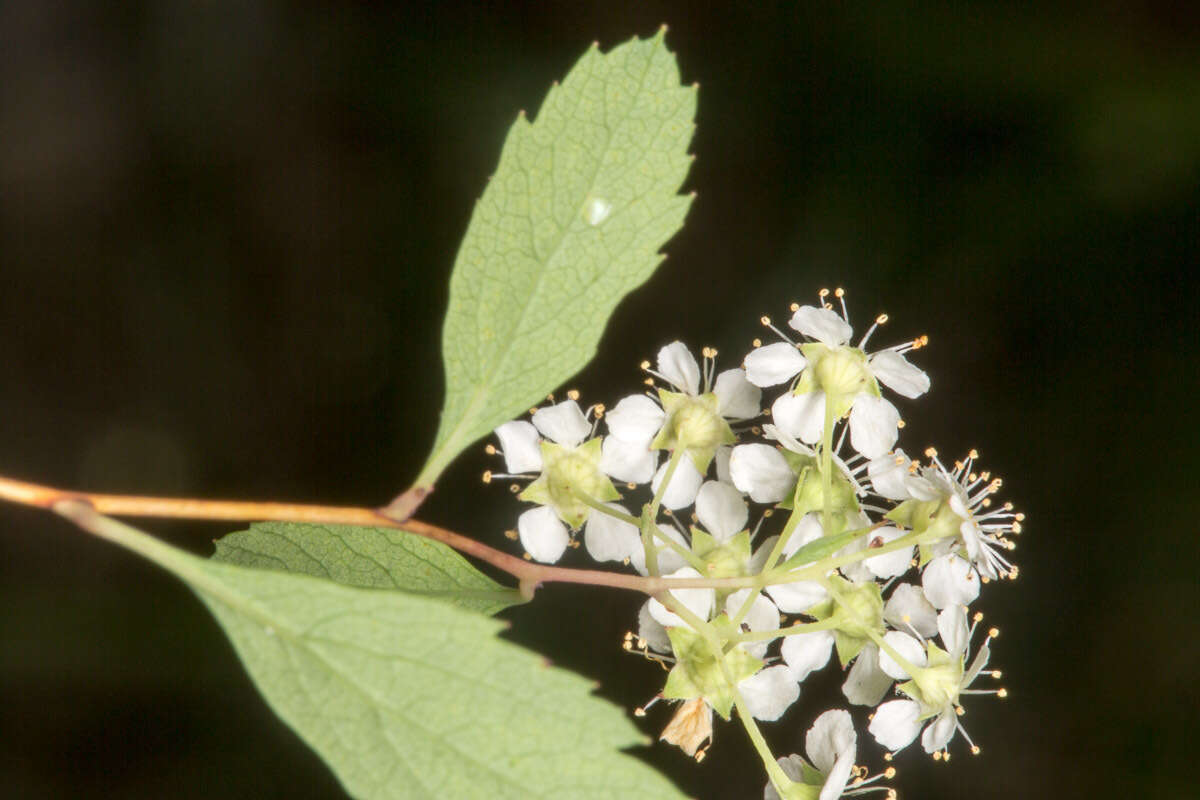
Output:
827 577 884 666
661 626 760 720
834 629 868 665
797 343 880 418
886 498 939 532
518 437 618 528
651 390 735 474
691 528 752 579
791 463 859 518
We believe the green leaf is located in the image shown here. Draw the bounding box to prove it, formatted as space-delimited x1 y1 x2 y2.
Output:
61 505 688 800
213 522 524 615
417 30 696 487
779 526 866 571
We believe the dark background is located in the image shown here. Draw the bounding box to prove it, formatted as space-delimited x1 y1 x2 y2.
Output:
2 2 1197 798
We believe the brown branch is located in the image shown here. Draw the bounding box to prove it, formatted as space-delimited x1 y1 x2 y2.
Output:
0 473 756 595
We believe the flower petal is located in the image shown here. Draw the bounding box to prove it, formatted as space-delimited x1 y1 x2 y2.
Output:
862 526 914 579
657 341 701 395
789 305 852 346
730 443 796 504
531 399 591 447
869 699 923 752
937 604 969 658
764 755 808 800
651 455 705 510
842 645 895 707
848 394 900 458
866 449 917 501
818 750 856 800
714 445 733 484
782 513 825 560
725 590 780 659
869 350 930 398
884 583 939 638
878 631 928 680
696 480 749 541
744 342 807 387
714 368 762 419
806 708 856 777
739 665 800 721
647 567 714 628
516 506 569 563
781 630 834 682
582 503 640 563
765 579 828 613
605 394 665 443
921 711 957 754
600 435 658 484
494 420 543 474
637 601 672 654
922 553 981 609
772 390 827 444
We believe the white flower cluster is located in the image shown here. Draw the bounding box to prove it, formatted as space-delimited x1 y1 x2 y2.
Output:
488 289 1023 799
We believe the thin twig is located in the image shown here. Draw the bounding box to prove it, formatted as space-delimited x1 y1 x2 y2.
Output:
0 473 756 595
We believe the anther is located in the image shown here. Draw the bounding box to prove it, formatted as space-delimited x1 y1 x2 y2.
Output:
485 444 497 455
760 316 772 326
508 484 520 494
991 670 1003 679
988 627 1000 638
633 707 647 717
482 470 493 484
834 287 845 298
546 393 555 402
566 389 580 401
876 313 889 324
997 688 1008 698
819 288 830 298
968 448 979 459
789 302 799 312
752 337 762 347
522 553 532 560
643 378 655 386
884 767 896 779
640 360 651 370
973 611 984 623
925 447 938 458
504 529 518 540
897 419 906 429
971 745 981 755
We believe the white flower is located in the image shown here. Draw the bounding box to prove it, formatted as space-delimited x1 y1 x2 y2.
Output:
885 449 1022 580
867 605 999 754
764 710 857 800
493 399 622 562
750 296 929 459
609 342 762 507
